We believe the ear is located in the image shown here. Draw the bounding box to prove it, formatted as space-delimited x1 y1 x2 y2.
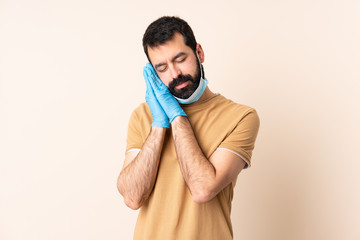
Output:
196 43 205 63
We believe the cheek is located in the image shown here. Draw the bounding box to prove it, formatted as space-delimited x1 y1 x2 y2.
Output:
157 74 171 87
184 59 198 76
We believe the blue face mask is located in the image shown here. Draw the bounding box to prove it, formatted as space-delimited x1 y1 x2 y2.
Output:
174 53 208 104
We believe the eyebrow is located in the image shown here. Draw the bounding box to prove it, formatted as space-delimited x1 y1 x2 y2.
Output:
154 52 187 70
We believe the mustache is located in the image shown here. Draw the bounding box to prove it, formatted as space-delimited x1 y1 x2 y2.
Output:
169 74 194 89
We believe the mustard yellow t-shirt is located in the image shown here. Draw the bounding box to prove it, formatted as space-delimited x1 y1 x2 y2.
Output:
126 94 260 240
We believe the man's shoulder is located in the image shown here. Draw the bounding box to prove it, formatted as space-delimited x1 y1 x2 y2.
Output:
212 94 257 116
130 102 150 116
133 102 149 111
128 102 152 125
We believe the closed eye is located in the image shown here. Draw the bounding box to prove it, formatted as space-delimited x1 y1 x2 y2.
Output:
176 57 186 63
154 52 187 73
157 65 167 72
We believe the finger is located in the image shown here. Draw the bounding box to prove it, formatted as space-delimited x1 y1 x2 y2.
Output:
144 63 163 88
145 77 158 103
145 62 153 70
145 63 170 93
145 67 161 92
143 67 152 90
147 63 158 77
150 71 168 91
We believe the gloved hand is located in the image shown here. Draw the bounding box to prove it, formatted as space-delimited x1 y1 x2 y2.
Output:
144 63 187 123
143 67 169 128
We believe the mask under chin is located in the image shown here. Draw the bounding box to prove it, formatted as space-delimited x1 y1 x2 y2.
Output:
174 51 206 104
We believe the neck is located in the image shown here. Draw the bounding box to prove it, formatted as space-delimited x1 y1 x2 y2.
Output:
195 86 214 103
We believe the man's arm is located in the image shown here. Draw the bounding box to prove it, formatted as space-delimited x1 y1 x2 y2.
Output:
117 127 166 210
117 65 171 210
171 116 246 204
143 63 246 203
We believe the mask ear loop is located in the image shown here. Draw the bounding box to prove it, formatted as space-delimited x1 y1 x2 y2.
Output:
196 51 203 79
196 50 208 85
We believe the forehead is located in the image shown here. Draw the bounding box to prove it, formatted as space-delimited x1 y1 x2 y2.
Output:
148 32 193 64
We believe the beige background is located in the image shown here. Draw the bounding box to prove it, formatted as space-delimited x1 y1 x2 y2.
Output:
1 0 359 239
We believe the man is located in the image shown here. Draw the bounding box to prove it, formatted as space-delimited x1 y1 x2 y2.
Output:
117 16 260 240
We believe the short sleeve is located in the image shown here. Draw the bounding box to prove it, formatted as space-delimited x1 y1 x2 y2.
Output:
218 109 260 168
125 110 144 153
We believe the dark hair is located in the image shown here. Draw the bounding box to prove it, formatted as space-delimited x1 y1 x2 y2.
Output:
142 16 197 62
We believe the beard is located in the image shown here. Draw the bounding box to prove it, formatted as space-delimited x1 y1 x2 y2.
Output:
168 62 201 99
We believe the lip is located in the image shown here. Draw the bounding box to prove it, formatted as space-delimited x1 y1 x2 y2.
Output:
175 81 190 89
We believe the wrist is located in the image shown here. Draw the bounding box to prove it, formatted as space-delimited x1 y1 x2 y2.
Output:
170 115 188 126
169 110 187 123
151 121 169 128
151 126 167 134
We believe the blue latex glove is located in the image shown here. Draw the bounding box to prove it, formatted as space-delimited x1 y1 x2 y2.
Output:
144 63 187 123
143 66 169 128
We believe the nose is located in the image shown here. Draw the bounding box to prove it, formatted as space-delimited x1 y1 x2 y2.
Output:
168 64 181 79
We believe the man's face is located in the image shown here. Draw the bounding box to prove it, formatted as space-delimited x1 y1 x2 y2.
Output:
147 32 202 99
